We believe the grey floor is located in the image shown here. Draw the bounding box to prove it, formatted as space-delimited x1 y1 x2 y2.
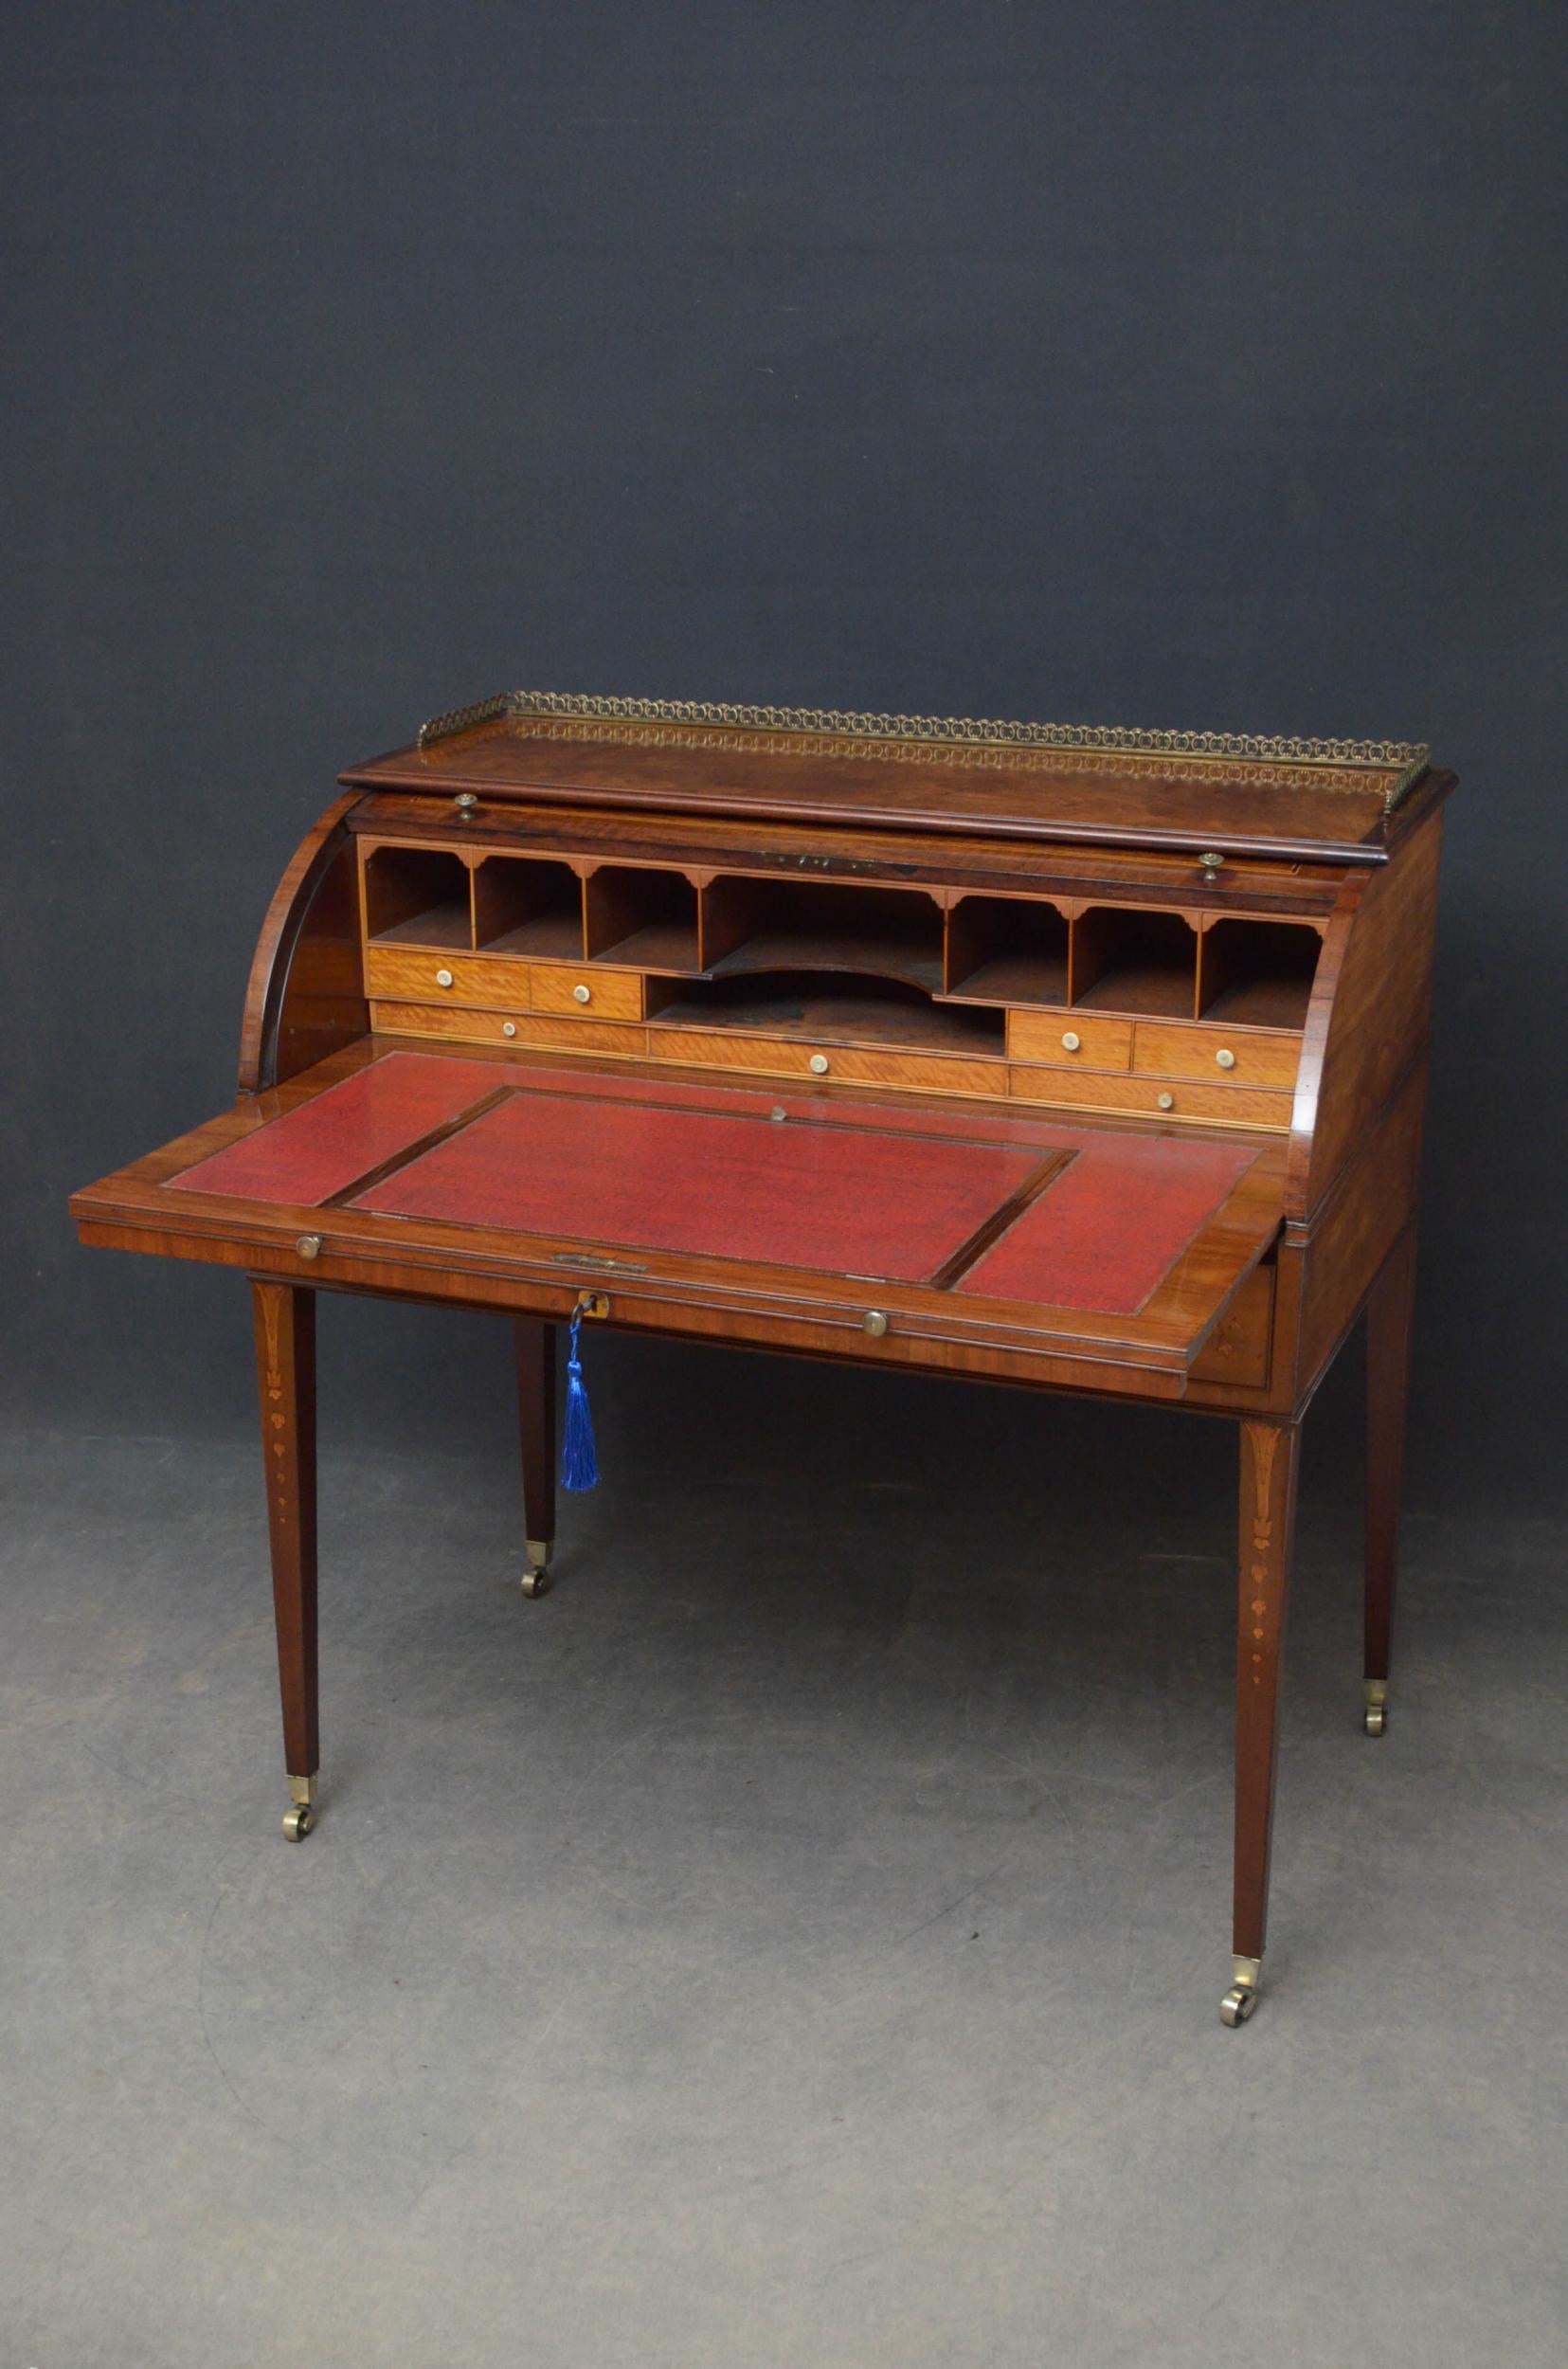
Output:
4 1420 1565 2369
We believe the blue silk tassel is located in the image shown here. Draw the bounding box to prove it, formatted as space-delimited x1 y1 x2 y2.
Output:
559 1305 600 1492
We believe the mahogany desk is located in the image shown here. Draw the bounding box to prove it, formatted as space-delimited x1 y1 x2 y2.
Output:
72 692 1451 2026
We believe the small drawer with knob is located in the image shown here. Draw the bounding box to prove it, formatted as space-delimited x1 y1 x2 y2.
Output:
1009 1064 1293 1130
529 965 645 1022
644 1028 1003 1098
1131 1021 1301 1089
369 999 647 1057
1006 1010 1133 1070
364 946 533 1010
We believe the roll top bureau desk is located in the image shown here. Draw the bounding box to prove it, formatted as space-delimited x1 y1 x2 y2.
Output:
71 693 1451 2026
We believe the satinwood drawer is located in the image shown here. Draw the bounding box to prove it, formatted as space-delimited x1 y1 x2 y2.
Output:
1009 1065 1292 1130
364 946 534 1010
1006 1011 1134 1070
646 1028 1003 1097
810 1045 1004 1096
1132 1021 1300 1088
370 1001 647 1057
529 965 645 1021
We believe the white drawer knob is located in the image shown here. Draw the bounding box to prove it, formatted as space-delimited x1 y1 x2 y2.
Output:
809 1053 830 1076
573 983 591 1005
435 967 455 988
502 1021 517 1039
1061 1030 1081 1053
1216 1047 1236 1070
1157 1091 1175 1112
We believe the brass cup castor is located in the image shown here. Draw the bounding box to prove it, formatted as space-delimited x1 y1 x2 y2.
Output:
1364 1680 1388 1738
1219 1955 1261 2028
521 1540 553 1599
282 1776 317 1841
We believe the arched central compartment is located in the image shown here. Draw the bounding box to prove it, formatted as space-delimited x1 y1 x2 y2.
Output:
649 969 1004 1057
701 875 945 995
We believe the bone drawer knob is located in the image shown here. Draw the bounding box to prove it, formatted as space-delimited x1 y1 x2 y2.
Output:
502 1021 517 1038
435 967 454 988
1061 1031 1081 1052
808 1054 830 1076
573 983 591 1004
1216 1048 1236 1070
1157 1092 1175 1111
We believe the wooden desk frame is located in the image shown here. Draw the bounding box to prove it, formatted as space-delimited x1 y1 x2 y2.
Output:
73 695 1450 2027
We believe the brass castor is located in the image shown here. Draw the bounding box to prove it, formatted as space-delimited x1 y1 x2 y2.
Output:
282 1775 317 1841
521 1539 553 1599
1219 1954 1261 2028
1364 1680 1388 1738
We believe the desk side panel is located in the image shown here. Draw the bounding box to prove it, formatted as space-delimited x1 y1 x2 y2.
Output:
1288 807 1443 1216
1292 1060 1429 1398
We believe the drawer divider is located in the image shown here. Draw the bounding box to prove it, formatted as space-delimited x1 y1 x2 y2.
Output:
317 1083 519 1207
926 1149 1077 1290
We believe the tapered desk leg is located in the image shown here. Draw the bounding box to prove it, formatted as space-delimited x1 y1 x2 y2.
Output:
252 1279 319 1840
1364 1228 1417 1738
514 1317 557 1597
1224 1417 1302 2026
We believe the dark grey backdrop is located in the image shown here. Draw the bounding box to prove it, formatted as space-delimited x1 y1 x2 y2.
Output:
4 6 1564 1519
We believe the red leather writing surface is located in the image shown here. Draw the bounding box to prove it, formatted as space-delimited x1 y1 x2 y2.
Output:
955 1135 1254 1314
169 1054 502 1204
351 1093 1040 1282
165 1048 1257 1314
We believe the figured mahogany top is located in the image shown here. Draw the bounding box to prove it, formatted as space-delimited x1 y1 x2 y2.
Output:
340 699 1447 865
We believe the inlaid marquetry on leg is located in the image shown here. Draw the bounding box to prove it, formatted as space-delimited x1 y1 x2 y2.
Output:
252 1279 319 1838
514 1316 557 1597
1364 1228 1417 1737
1224 1417 1302 2025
